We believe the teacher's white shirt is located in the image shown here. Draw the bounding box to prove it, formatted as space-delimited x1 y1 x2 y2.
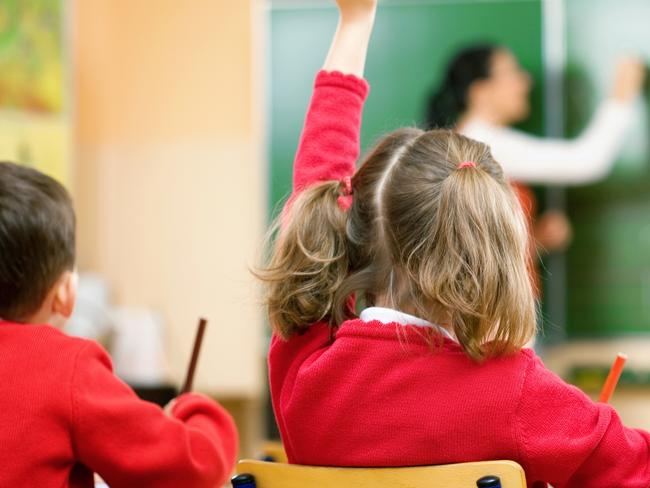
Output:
460 99 634 185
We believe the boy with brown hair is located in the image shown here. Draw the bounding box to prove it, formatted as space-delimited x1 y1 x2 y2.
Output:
0 162 237 487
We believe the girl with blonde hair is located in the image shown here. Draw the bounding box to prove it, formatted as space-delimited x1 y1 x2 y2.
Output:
259 2 650 486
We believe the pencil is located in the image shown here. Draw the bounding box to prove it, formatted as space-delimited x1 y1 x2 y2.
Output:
598 353 627 403
181 318 208 394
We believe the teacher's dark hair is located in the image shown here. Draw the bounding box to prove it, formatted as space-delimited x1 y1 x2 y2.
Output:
426 44 500 129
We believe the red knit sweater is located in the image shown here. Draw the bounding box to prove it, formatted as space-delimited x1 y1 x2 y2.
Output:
268 70 650 488
0 321 237 487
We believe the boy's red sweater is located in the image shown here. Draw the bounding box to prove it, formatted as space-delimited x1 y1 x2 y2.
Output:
269 70 650 488
0 321 237 487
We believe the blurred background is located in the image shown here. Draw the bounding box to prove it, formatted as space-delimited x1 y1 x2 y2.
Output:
5 0 650 456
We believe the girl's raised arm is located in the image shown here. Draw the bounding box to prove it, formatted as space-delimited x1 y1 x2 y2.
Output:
291 0 376 196
323 0 377 77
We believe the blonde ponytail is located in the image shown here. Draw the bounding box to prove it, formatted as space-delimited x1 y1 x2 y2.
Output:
257 181 351 338
355 129 536 361
423 162 536 359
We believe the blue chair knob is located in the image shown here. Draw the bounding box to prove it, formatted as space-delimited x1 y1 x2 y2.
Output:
477 475 502 487
231 473 257 488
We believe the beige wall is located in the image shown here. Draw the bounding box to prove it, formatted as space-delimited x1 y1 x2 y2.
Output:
73 0 265 397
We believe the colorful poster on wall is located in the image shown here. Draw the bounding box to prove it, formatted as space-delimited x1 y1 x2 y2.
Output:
0 0 69 184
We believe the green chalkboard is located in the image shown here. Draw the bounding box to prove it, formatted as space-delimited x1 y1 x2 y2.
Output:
565 0 649 182
269 0 545 215
565 0 650 337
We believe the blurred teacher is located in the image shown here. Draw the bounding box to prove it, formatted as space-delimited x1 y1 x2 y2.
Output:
426 44 645 184
425 45 645 289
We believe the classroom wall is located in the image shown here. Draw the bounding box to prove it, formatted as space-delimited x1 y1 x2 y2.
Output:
73 0 265 397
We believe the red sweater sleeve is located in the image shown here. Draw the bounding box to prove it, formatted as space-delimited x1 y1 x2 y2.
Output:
70 341 238 488
517 354 650 487
291 70 369 197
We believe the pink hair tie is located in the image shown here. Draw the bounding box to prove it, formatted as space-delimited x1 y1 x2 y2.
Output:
337 176 353 211
341 176 352 196
458 161 477 169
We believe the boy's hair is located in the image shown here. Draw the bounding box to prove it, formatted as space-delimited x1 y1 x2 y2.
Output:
0 162 76 321
259 130 535 361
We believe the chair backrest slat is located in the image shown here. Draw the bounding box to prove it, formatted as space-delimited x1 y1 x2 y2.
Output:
236 459 527 488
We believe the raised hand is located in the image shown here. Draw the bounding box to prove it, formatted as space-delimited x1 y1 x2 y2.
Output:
611 57 646 103
335 0 378 23
323 0 378 77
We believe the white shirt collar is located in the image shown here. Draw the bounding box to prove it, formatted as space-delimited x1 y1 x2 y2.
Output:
359 307 456 341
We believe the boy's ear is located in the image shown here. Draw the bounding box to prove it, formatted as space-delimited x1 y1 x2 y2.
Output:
52 270 78 319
